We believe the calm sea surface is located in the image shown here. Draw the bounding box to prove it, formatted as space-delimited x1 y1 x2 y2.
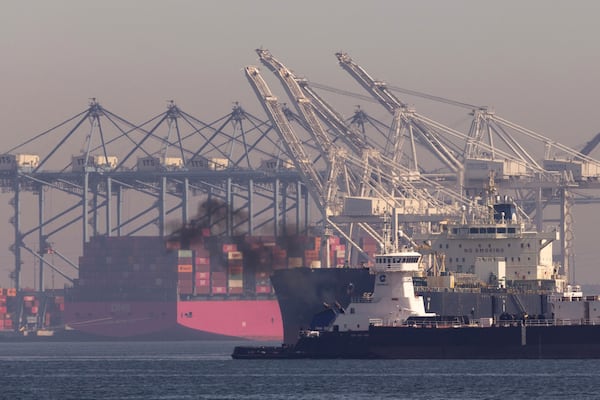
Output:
1 340 600 399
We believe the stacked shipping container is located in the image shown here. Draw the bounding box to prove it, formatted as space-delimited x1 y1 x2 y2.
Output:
70 233 360 304
0 288 14 331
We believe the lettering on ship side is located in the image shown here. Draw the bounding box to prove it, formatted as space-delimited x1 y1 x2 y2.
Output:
110 303 131 313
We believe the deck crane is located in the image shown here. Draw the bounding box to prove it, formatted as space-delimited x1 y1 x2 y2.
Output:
335 52 463 174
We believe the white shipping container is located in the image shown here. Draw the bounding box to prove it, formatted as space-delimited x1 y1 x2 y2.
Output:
0 154 40 171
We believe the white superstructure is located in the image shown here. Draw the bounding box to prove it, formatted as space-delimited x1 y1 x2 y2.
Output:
332 249 435 331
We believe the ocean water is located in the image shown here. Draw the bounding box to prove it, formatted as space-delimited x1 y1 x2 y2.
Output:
2 341 600 399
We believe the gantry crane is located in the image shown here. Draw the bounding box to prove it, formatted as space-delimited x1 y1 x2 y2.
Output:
255 50 481 217
336 52 463 174
245 63 488 262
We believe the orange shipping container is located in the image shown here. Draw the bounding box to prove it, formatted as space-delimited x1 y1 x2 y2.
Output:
7 288 17 297
178 264 193 273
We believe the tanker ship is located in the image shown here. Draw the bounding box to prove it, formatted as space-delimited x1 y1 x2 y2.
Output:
234 248 600 359
271 192 565 344
64 233 320 341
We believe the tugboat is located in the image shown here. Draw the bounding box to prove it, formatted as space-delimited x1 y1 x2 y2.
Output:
232 237 600 359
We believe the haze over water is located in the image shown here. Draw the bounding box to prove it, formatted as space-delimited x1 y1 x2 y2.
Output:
2 1 600 287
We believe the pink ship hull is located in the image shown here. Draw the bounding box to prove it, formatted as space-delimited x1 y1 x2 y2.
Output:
177 299 282 340
64 299 283 340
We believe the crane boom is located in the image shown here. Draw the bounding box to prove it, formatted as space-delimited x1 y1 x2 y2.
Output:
245 66 332 216
580 132 600 156
336 52 405 112
336 52 462 173
256 49 334 160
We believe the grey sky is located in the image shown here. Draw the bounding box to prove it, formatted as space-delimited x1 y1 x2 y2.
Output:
1 1 600 286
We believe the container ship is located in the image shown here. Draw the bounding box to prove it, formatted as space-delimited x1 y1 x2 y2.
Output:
234 248 600 359
63 232 326 341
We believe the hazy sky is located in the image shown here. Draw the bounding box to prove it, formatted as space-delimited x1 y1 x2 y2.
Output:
1 1 600 286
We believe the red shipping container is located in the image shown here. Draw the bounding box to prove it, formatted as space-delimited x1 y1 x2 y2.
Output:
179 284 193 293
195 272 210 279
212 286 227 294
255 285 272 294
195 279 209 287
195 286 210 295
228 287 243 294
195 264 211 273
31 306 38 314
212 272 227 280
195 257 210 266
222 244 237 253
0 307 6 313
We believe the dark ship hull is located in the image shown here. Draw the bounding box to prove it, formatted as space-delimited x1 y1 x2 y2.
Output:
271 267 549 344
234 323 600 359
